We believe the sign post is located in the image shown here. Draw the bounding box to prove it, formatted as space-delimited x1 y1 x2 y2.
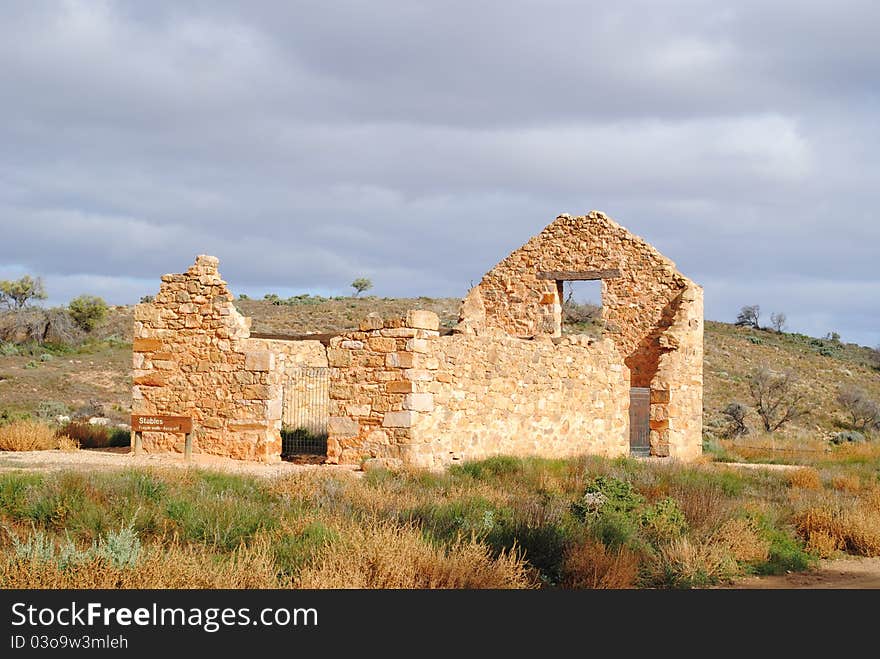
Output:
131 415 194 460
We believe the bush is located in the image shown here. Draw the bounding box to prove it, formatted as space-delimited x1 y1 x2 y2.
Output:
68 295 108 332
747 368 809 432
831 430 866 445
295 520 532 589
0 308 79 345
35 401 70 423
787 467 822 490
560 537 639 589
721 402 750 438
0 420 74 451
640 498 688 543
58 422 129 449
641 537 738 588
795 504 880 558
837 385 880 432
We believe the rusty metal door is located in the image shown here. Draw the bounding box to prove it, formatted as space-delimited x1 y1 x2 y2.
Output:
282 367 330 456
629 387 651 457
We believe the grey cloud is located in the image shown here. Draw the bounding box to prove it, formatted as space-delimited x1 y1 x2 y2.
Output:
0 0 877 347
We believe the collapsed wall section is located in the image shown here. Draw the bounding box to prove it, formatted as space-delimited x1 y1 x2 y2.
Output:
132 255 285 462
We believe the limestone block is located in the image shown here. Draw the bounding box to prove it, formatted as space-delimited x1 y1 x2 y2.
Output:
382 411 417 428
133 373 169 387
133 338 162 352
245 351 274 372
359 313 384 331
386 352 414 368
368 337 396 353
405 310 439 331
329 416 360 438
404 393 434 412
386 381 413 394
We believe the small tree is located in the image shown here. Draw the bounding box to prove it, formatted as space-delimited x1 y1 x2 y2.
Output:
68 295 108 332
770 312 786 333
0 275 47 309
837 385 880 432
351 277 373 297
721 402 750 438
735 304 761 329
747 367 809 432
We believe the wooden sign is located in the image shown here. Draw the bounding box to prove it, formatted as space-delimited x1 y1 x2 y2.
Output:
131 415 193 434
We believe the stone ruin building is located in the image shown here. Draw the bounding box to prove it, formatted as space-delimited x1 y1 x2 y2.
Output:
131 210 703 467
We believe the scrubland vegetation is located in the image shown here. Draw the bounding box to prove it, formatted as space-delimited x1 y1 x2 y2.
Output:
2 448 879 589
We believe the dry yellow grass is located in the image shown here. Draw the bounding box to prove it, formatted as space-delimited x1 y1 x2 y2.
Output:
830 473 862 493
0 420 75 452
788 467 822 490
644 537 738 587
295 521 533 589
795 502 880 558
710 518 770 563
0 539 280 589
560 538 639 589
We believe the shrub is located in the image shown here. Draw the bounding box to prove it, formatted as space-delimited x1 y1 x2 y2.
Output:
831 430 866 445
0 420 71 451
753 525 817 575
68 295 108 332
787 467 822 490
0 308 79 345
710 518 770 564
721 402 750 438
640 498 688 543
747 368 809 432
0 342 19 356
735 305 761 329
641 537 738 588
572 476 645 519
836 385 880 432
795 504 880 558
35 400 70 423
58 422 129 449
770 312 786 333
295 520 532 589
560 537 639 589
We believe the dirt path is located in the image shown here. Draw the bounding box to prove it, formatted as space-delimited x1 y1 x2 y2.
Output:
0 448 361 478
720 557 880 589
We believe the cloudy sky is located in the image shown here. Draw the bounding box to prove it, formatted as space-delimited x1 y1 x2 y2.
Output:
1 0 877 346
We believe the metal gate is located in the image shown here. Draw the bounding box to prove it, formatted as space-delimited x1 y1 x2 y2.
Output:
281 367 330 456
629 387 651 457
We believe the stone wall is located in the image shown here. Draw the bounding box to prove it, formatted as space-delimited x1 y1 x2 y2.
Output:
408 330 630 469
650 282 704 459
326 311 440 464
327 310 631 469
132 256 284 462
458 210 703 458
136 207 702 466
